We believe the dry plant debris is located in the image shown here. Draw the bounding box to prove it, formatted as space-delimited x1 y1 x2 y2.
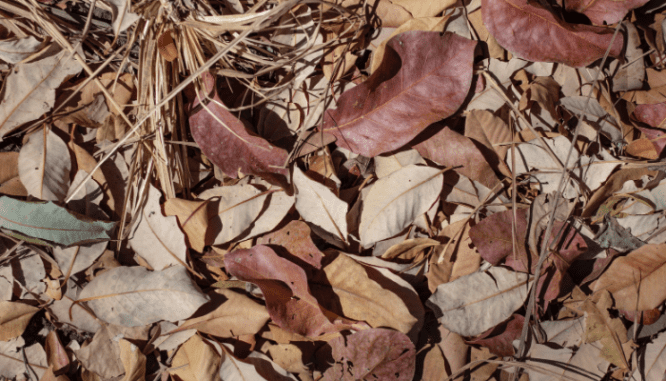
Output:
3 0 666 380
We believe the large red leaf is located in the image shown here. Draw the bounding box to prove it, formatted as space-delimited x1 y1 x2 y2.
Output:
633 102 666 128
321 31 476 158
482 0 624 67
466 314 524 357
565 0 649 26
186 72 288 183
321 328 415 381
224 245 349 337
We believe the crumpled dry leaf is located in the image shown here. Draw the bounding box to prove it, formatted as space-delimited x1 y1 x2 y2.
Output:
18 127 71 202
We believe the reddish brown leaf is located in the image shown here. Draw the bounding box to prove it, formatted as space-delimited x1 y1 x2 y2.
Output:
186 72 288 183
564 0 649 26
224 245 349 337
483 0 624 67
413 124 501 190
633 102 666 128
466 314 524 357
321 31 476 157
469 210 586 302
321 328 415 381
256 220 324 269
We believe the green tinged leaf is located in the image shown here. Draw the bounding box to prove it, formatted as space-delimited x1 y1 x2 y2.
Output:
0 196 115 247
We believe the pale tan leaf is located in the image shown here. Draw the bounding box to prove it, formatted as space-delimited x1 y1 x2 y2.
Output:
18 128 72 201
359 165 443 248
0 301 39 341
169 335 221 381
0 152 18 184
293 166 348 243
119 339 146 381
74 326 126 378
381 237 439 261
129 183 188 270
591 244 666 311
0 36 43 64
374 149 426 179
312 253 421 340
78 266 209 327
174 288 270 338
427 267 530 336
0 338 48 379
0 48 82 138
218 343 298 381
163 198 208 253
199 183 268 245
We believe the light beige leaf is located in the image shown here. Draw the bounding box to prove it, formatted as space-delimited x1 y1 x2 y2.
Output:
106 0 141 36
521 344 573 381
312 253 421 340
78 266 209 327
119 339 146 381
199 183 268 245
163 198 208 253
0 301 40 341
169 335 221 381
74 325 125 378
18 128 72 201
612 22 645 93
293 166 348 243
631 331 666 381
0 36 43 64
174 288 270 338
427 266 530 336
591 244 666 311
218 343 298 381
129 183 188 270
557 343 609 381
559 97 622 142
241 189 294 240
48 294 102 334
540 317 585 348
359 165 443 248
0 48 82 138
374 149 425 179
0 338 48 379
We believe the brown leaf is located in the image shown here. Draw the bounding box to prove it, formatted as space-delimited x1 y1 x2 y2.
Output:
163 198 209 253
257 220 325 269
186 72 288 184
224 245 350 337
322 31 476 157
464 110 512 178
173 288 270 338
414 124 501 190
564 0 649 26
169 335 221 381
321 328 415 381
0 301 39 341
483 0 624 67
633 102 666 128
592 243 666 311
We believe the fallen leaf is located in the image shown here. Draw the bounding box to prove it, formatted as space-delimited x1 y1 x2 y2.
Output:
129 183 188 270
44 331 69 375
257 220 325 269
427 266 531 336
564 0 649 26
169 335 221 381
18 127 72 202
77 266 209 327
322 31 476 157
173 288 270 338
224 245 347 337
466 314 524 357
0 196 115 247
482 0 624 67
293 166 348 243
163 197 209 253
0 338 48 379
0 36 43 64
591 243 666 311
118 339 146 381
359 164 443 248
219 342 298 380
0 301 39 341
0 47 82 138
321 328 415 381
186 71 288 184
413 124 501 190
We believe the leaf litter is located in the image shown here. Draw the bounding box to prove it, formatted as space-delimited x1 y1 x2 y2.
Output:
3 0 666 380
